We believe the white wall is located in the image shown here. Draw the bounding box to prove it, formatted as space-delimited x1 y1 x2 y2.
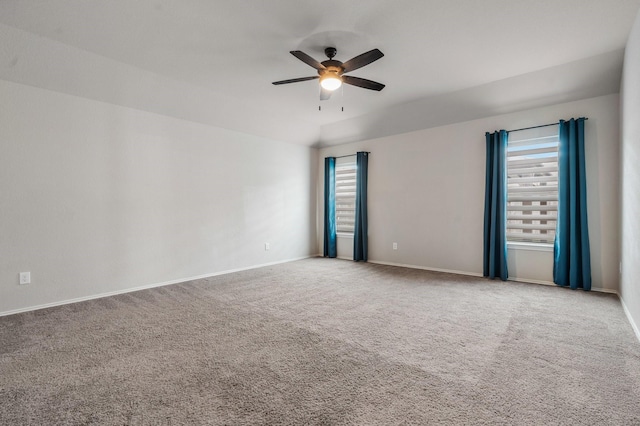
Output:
318 94 620 292
0 79 318 314
620 9 640 336
319 50 624 146
0 23 320 146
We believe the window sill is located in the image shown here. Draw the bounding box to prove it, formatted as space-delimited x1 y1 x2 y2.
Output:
337 233 354 239
507 242 553 252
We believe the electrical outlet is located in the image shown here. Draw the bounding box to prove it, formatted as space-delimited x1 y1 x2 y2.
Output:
19 272 30 285
393 242 398 250
265 243 270 251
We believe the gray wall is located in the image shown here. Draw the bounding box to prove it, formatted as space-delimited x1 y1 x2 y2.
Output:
319 94 620 293
0 79 318 314
621 9 640 338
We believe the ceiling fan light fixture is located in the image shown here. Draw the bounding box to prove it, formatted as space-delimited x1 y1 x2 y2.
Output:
272 47 385 98
320 73 342 91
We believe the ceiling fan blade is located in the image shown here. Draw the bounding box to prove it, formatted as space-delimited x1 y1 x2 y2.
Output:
342 75 385 91
341 49 384 73
320 87 332 101
290 51 326 71
272 76 319 85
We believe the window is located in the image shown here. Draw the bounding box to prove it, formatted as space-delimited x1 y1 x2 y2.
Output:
335 158 357 234
506 126 559 245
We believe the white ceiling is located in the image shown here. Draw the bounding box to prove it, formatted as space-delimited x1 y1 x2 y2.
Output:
1 0 639 147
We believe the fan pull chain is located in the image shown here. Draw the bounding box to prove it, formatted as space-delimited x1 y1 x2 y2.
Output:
317 85 345 111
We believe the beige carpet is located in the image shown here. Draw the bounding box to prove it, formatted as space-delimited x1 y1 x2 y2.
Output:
1 258 639 425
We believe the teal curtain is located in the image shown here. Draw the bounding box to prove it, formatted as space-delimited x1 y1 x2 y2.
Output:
324 157 337 258
483 130 508 280
553 118 591 290
353 152 368 261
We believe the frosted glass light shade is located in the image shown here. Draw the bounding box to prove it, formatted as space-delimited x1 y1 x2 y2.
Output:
320 75 342 91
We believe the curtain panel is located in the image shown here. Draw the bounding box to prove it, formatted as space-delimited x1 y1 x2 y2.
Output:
324 157 337 258
553 118 591 290
483 130 509 280
353 152 368 262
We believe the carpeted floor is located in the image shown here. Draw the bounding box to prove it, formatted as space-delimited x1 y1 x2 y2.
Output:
1 258 639 425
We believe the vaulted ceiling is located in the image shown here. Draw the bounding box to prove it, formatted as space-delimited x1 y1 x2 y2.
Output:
1 0 639 146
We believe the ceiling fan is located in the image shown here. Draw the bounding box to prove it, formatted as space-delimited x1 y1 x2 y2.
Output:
272 47 385 100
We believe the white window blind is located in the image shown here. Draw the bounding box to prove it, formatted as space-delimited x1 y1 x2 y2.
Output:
335 158 357 234
507 126 559 244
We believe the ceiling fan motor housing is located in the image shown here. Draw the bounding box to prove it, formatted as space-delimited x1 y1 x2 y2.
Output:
319 62 344 77
321 48 343 75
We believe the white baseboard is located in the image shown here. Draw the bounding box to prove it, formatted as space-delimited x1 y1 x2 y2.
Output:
509 277 554 286
367 262 620 294
0 255 314 317
620 296 640 343
508 278 617 295
590 286 619 295
367 259 483 278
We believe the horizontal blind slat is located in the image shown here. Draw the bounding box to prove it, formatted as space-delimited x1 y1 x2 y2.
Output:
508 166 558 175
507 233 555 244
507 214 557 221
508 176 557 184
508 195 558 202
507 147 558 157
508 157 558 168
508 204 556 212
508 185 558 193
507 137 558 148
507 224 556 231
507 202 558 212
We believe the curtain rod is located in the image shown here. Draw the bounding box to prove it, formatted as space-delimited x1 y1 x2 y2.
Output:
507 118 588 133
333 152 370 159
